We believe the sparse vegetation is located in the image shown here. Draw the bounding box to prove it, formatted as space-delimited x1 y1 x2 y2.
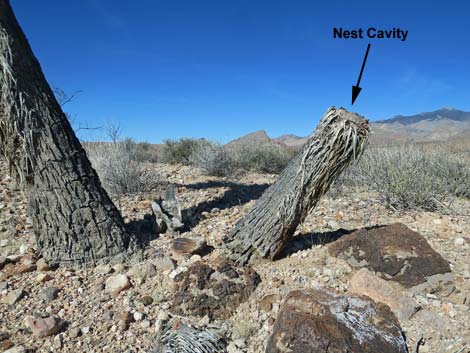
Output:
83 139 161 195
159 138 213 165
335 143 470 211
162 137 292 176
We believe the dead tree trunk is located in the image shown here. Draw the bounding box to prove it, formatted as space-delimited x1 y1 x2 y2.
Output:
224 107 370 265
0 0 139 266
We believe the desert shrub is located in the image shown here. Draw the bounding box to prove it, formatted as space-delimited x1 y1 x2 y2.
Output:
230 141 291 174
337 144 470 210
189 142 235 177
84 139 161 195
159 138 213 165
133 141 159 163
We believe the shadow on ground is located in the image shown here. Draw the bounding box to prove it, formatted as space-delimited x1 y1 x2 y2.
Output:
178 180 270 231
278 224 385 259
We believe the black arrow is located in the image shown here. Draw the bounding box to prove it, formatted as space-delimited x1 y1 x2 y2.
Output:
352 43 371 105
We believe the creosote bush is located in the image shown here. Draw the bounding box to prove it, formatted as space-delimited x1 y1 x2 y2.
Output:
84 139 161 195
335 143 470 211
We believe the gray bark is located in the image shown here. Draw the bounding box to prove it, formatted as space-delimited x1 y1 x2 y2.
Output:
224 107 370 265
0 0 139 266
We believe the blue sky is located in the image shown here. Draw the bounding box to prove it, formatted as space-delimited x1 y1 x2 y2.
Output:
10 0 470 143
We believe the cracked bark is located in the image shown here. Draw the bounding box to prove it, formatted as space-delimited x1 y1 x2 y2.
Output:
0 0 140 266
224 107 370 265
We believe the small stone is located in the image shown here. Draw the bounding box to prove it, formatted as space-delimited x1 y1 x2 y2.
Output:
96 264 112 275
25 316 64 338
36 273 52 283
81 326 90 334
43 287 60 302
53 333 63 348
210 207 220 213
36 258 50 271
0 239 9 247
105 274 130 296
145 262 157 279
454 237 465 246
112 263 126 273
68 327 81 338
140 320 151 329
139 296 153 306
102 309 114 321
19 244 28 254
119 310 134 325
259 294 280 312
133 312 144 321
153 257 176 272
171 238 207 257
1 289 25 305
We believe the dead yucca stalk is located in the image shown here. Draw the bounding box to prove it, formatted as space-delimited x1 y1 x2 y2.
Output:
224 107 370 265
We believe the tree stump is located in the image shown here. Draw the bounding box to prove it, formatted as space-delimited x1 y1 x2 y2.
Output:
0 0 139 266
224 107 370 265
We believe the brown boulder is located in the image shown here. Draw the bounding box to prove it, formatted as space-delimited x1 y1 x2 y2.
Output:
171 261 260 319
349 268 418 321
266 287 408 353
329 223 450 287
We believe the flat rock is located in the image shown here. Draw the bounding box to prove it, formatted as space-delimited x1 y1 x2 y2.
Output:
25 316 64 338
1 289 25 305
329 223 451 287
349 268 418 321
171 238 208 257
171 261 261 319
266 287 408 353
105 274 130 296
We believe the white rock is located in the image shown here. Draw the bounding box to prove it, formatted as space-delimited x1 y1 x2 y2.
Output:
454 237 465 246
105 274 130 295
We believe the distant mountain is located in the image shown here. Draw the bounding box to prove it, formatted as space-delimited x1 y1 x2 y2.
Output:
273 134 307 147
228 108 470 148
226 130 271 146
375 107 470 125
371 107 470 144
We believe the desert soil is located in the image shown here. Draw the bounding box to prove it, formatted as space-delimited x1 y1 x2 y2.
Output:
1 160 469 353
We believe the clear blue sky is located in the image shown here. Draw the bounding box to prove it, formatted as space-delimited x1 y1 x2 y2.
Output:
10 0 470 143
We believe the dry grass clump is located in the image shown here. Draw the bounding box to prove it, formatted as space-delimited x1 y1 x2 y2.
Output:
83 139 161 195
335 142 470 211
160 137 292 176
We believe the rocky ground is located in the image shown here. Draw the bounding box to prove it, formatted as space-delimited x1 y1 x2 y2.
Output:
0 160 469 353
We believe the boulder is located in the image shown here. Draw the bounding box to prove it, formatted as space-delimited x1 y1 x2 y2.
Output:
329 223 451 287
266 287 408 353
349 268 418 321
171 261 260 319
